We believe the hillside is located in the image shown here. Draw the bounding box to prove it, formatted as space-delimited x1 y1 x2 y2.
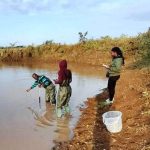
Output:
0 28 150 68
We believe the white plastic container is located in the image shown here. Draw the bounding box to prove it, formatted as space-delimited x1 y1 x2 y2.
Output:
102 111 122 133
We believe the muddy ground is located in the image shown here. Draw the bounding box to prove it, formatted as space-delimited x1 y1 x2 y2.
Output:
53 68 150 150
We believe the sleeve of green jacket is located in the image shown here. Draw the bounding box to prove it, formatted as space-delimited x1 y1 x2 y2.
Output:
109 58 122 74
31 81 39 89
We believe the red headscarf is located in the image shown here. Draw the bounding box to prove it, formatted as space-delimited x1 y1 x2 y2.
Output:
55 60 72 84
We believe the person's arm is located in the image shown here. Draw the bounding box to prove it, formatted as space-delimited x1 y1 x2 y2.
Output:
38 75 46 87
102 64 110 69
26 81 39 92
69 70 72 83
54 71 63 84
26 88 32 92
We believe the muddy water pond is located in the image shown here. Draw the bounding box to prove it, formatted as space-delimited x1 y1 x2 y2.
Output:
0 62 107 150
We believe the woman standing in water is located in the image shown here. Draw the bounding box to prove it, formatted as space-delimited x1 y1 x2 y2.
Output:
103 47 125 104
54 60 72 118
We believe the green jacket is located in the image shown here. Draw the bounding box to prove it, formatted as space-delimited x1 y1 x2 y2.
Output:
108 57 123 77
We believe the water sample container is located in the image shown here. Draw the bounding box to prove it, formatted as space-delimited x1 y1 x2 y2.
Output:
102 111 122 133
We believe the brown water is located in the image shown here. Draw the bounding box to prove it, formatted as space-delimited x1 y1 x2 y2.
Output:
0 62 107 150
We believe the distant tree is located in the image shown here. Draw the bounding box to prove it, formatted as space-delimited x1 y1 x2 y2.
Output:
10 42 17 48
78 31 88 43
16 46 24 48
45 40 53 45
101 36 112 40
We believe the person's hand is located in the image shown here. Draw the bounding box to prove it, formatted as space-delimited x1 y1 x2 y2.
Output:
38 84 42 88
26 88 31 92
102 64 109 69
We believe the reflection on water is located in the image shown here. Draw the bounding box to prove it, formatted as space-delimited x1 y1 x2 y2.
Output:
0 63 107 150
28 106 53 127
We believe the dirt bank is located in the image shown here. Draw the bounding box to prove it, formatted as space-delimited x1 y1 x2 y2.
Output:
53 68 150 150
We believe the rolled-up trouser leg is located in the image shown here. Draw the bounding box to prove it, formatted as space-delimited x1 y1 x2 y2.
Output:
45 84 56 104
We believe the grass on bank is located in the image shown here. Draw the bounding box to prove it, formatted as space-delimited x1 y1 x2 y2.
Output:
0 28 150 68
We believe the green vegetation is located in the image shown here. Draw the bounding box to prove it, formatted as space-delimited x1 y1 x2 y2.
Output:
134 28 150 68
0 28 149 67
78 31 88 43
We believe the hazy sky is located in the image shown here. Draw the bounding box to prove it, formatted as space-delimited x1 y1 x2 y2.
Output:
0 0 150 46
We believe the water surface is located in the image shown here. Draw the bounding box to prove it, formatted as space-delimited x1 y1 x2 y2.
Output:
0 62 107 150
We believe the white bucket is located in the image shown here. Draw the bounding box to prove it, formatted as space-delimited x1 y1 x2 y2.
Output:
102 111 122 133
